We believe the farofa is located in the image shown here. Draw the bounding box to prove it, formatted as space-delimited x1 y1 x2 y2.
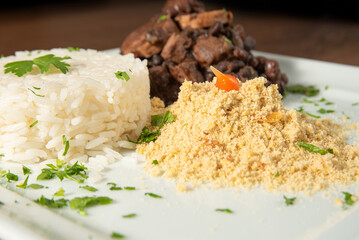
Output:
137 77 359 194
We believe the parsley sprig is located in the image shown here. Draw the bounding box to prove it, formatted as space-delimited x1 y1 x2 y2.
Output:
286 84 320 97
127 111 175 144
4 54 71 77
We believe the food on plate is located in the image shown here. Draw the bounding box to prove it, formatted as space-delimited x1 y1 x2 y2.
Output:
0 48 150 163
121 0 288 105
137 74 359 194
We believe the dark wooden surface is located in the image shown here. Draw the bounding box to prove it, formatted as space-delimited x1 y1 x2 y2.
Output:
1 0 358 66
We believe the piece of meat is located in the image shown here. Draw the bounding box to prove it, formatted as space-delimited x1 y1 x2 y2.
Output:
238 66 258 81
169 60 205 84
161 33 192 64
193 35 233 68
162 0 205 17
121 16 179 58
175 10 233 30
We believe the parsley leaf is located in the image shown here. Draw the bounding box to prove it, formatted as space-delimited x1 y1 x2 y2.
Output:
67 47 80 52
53 187 65 197
286 84 320 97
111 232 125 239
124 186 136 191
107 183 122 191
152 160 159 165
283 195 296 206
29 120 38 128
297 142 333 155
28 184 44 189
37 161 87 183
4 54 71 77
127 127 159 144
215 208 233 213
16 175 29 189
35 195 68 208
80 185 98 192
145 192 162 199
22 165 32 175
317 108 334 114
342 192 356 208
151 111 175 128
5 172 18 182
69 196 112 215
115 71 130 81
122 213 137 218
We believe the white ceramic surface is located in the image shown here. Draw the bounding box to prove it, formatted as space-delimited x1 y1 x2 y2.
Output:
1 51 359 240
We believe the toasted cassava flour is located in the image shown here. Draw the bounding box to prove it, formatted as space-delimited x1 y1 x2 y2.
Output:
138 77 359 194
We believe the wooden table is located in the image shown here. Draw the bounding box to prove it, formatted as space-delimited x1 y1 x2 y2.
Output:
1 0 358 66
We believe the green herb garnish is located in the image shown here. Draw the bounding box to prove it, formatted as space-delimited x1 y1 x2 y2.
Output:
305 112 321 118
69 196 112 215
37 161 87 183
297 142 333 155
317 108 334 114
22 165 31 175
122 213 137 218
62 135 70 156
342 191 356 208
28 184 44 189
115 71 130 81
29 120 38 128
145 192 162 199
283 195 296 206
35 195 68 208
53 187 65 196
28 88 45 97
124 187 136 191
151 111 175 128
107 182 123 191
352 102 359 106
5 172 18 182
158 15 167 23
224 37 232 44
111 232 125 239
67 47 80 52
16 175 29 189
296 106 304 113
152 160 159 165
0 201 4 205
286 84 320 97
80 185 98 192
215 208 233 213
274 172 279 178
4 54 71 77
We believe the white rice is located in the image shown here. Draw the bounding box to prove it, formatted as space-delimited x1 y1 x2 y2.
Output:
0 48 150 164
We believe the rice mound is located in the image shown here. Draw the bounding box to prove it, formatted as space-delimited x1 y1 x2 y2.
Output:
0 48 150 163
138 78 359 194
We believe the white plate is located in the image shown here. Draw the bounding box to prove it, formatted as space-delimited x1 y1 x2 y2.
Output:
1 51 359 240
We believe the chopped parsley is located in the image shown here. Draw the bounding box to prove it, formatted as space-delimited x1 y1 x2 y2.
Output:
80 185 98 192
305 112 320 118
16 175 29 189
107 182 122 191
37 161 87 183
28 88 45 97
122 213 137 218
4 54 71 77
111 232 125 239
283 195 296 206
22 165 31 175
35 195 68 208
0 201 3 206
124 187 136 191
115 71 130 81
152 160 159 165
215 208 233 213
286 84 320 97
317 108 334 114
127 111 175 144
53 187 65 196
325 85 329 90
342 191 356 209
29 120 38 128
67 47 80 52
4 171 18 182
145 192 162 199
158 15 167 23
297 142 333 155
28 184 44 189
224 37 232 44
274 172 279 178
352 102 359 106
69 196 112 215
62 135 70 156
296 106 304 113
